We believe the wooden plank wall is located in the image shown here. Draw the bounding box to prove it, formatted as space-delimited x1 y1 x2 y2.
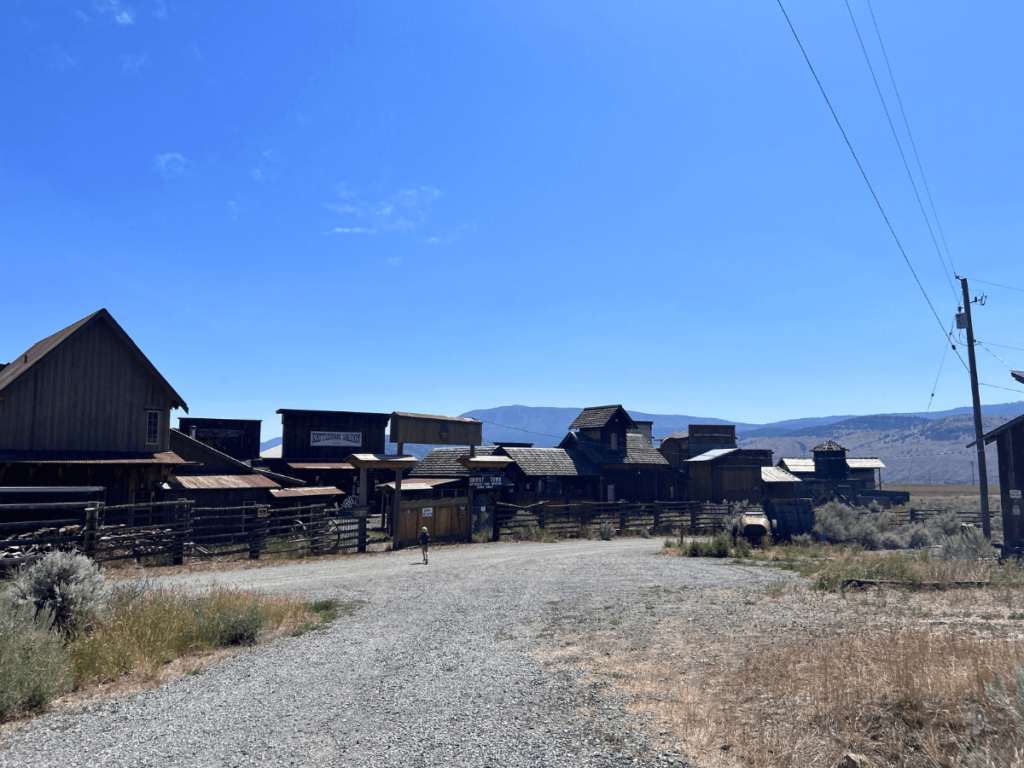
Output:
0 321 174 452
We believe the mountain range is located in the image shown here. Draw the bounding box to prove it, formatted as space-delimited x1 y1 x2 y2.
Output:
257 402 1024 483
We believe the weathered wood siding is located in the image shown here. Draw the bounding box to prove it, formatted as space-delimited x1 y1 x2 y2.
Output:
280 411 388 459
0 321 173 452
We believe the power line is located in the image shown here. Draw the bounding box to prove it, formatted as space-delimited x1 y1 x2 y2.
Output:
962 277 1024 294
477 419 563 441
774 0 957 357
844 0 958 301
976 340 1016 369
978 340 1024 354
865 0 958 277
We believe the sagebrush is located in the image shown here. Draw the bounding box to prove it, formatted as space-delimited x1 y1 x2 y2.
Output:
0 598 70 719
9 551 108 637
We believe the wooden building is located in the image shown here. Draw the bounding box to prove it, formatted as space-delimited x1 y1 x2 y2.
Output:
760 465 804 500
177 418 262 462
378 478 469 548
685 448 775 504
263 409 392 506
0 309 189 506
159 429 303 509
658 431 689 468
496 445 602 505
969 414 1024 553
561 405 682 502
659 424 738 469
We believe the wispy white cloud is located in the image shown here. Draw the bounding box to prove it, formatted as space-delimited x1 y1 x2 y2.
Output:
74 9 91 22
387 257 403 266
154 152 187 177
40 45 78 71
326 227 376 235
325 183 442 236
120 53 149 73
227 200 244 220
152 0 167 20
93 0 134 25
251 169 265 182
424 223 473 246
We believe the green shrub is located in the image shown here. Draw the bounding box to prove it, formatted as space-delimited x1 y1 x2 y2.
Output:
0 599 70 718
936 527 995 562
579 526 594 540
599 522 616 541
790 533 816 547
709 534 731 558
686 540 704 557
194 602 267 647
9 552 107 637
733 537 752 559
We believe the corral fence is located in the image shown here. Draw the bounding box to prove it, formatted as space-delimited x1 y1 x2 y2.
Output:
493 501 749 540
0 499 369 568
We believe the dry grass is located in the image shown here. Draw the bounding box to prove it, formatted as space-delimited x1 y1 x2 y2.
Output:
539 584 1024 768
69 585 315 687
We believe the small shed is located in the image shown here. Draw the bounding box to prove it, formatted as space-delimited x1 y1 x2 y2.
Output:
968 413 1024 552
377 478 468 548
658 431 689 468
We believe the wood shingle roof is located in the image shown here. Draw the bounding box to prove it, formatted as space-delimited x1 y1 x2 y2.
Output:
497 447 600 477
567 405 635 430
407 446 499 478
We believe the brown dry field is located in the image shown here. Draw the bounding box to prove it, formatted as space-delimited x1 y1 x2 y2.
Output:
886 483 1000 501
536 560 1024 768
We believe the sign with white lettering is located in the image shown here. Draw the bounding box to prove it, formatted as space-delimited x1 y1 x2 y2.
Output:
310 431 361 448
422 507 434 517
470 474 503 489
1010 489 1022 500
1014 506 1021 517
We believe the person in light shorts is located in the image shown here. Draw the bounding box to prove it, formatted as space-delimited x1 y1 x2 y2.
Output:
420 526 429 565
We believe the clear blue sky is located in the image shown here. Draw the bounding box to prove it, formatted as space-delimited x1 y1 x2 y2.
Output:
3 1 1022 438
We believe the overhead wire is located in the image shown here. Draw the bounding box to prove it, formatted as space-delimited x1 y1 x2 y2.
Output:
962 277 1024 294
843 0 959 301
864 0 958 277
774 0 964 368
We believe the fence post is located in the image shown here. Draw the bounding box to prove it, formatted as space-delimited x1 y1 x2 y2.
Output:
653 503 661 533
619 502 628 535
83 502 99 558
250 506 269 560
537 503 546 530
689 503 697 535
357 514 367 553
171 501 188 566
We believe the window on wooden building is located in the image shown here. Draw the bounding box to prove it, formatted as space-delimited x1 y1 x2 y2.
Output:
610 433 618 451
146 411 160 444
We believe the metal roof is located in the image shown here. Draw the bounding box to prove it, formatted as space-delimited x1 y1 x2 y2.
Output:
260 444 283 459
276 409 390 419
391 411 480 424
778 458 815 473
377 478 462 491
346 454 419 469
846 458 885 470
686 448 737 462
286 462 354 470
0 309 188 412
171 474 279 490
761 466 803 484
568 405 635 431
270 486 344 498
0 450 189 465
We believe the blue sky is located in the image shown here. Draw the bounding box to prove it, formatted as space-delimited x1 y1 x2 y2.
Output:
2 0 1022 437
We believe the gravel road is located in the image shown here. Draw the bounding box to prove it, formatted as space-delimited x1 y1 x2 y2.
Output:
2 539 802 768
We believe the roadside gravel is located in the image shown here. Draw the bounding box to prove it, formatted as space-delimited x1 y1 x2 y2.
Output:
1 539 802 768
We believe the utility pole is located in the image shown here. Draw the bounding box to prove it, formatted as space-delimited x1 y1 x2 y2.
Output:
958 276 991 538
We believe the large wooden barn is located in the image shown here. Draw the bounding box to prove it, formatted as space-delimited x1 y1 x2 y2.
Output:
969 413 1024 553
0 309 189 506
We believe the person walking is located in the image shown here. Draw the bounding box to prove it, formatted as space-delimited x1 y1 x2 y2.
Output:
420 526 430 565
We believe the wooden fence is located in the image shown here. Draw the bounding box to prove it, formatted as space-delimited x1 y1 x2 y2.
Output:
0 500 368 567
493 501 746 540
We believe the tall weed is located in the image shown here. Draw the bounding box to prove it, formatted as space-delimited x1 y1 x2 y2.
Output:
0 599 70 719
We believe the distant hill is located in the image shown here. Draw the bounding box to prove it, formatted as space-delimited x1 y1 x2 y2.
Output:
259 437 282 452
460 403 1024 484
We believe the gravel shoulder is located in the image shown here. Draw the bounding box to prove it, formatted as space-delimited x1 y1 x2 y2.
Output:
1 539 801 768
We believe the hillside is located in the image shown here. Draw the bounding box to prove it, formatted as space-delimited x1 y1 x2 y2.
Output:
738 413 1016 484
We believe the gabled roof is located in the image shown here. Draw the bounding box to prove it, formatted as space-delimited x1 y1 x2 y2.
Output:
568 405 636 431
0 309 188 412
561 431 671 467
497 446 601 477
169 429 303 486
778 458 815 474
846 458 885 470
407 446 499 478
